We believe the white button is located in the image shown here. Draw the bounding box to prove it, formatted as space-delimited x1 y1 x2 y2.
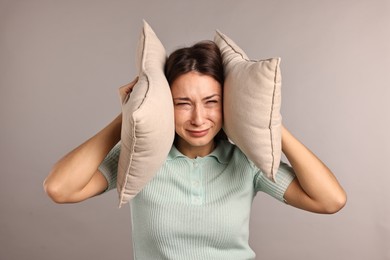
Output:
192 180 200 187
193 162 198 167
193 197 201 204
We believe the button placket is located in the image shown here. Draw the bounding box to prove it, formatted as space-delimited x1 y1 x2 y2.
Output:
190 159 203 205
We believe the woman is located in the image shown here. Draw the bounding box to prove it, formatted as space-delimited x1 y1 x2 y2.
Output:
44 41 346 259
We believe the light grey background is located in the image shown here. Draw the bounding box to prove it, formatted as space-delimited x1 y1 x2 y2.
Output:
1 0 389 259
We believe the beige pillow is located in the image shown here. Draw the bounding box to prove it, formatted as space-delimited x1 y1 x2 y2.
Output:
117 21 175 207
214 30 282 181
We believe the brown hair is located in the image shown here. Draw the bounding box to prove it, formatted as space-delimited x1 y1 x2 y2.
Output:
165 40 224 86
165 40 227 141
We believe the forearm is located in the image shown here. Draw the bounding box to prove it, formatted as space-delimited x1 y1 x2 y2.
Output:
282 126 346 213
44 114 122 201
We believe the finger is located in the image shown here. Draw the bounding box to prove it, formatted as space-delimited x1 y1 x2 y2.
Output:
120 77 138 93
127 76 139 91
119 77 138 104
129 76 139 85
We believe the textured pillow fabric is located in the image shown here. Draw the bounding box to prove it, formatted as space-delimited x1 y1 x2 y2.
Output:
214 30 282 181
117 21 175 207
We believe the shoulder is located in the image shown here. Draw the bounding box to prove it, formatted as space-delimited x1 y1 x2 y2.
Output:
215 140 256 170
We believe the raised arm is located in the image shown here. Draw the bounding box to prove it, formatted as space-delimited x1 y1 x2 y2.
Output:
43 114 121 203
282 126 347 214
43 79 137 203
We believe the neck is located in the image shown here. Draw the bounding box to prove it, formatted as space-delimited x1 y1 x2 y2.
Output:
175 139 216 158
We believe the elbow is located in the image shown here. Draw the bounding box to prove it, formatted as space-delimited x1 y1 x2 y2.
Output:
43 178 70 204
321 190 347 214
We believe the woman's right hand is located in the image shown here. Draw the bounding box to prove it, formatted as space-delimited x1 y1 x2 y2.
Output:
43 79 130 204
44 78 140 204
119 77 138 104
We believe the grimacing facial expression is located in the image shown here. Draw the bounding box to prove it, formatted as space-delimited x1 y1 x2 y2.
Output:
170 71 223 158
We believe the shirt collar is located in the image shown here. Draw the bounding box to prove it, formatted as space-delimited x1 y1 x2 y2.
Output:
166 140 231 164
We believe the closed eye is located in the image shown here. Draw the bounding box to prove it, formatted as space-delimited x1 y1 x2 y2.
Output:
176 102 191 106
205 100 220 107
174 102 192 110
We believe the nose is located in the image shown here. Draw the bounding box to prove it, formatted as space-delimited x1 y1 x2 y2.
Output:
191 105 205 126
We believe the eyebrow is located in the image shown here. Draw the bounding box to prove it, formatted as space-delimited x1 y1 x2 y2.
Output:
173 94 221 101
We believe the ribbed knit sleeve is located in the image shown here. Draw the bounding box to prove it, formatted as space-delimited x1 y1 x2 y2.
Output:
254 161 296 203
98 142 120 192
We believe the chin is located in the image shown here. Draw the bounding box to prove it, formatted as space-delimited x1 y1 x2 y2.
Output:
186 138 214 147
179 133 216 148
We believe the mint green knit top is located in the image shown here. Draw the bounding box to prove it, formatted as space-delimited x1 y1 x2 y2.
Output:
99 140 295 260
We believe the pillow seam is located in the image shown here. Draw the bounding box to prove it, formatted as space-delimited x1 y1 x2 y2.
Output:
119 130 137 207
269 59 280 178
119 26 148 207
218 32 249 61
136 26 151 112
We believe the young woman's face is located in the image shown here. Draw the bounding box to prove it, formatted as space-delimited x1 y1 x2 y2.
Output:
170 71 223 158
